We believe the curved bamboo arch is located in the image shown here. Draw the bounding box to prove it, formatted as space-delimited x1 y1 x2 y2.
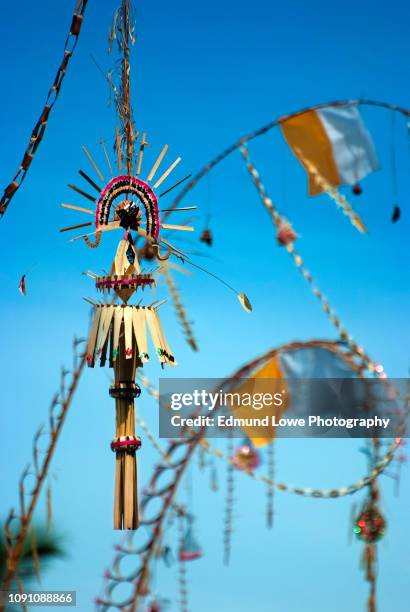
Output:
165 98 410 217
97 339 404 611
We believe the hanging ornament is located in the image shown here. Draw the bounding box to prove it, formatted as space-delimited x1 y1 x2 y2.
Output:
200 227 213 246
391 205 401 223
160 545 174 568
231 440 260 472
352 182 363 195
198 445 206 470
210 461 219 492
146 599 170 612
266 442 275 528
177 511 190 612
18 274 27 296
276 222 297 246
224 437 234 565
355 475 384 612
354 504 386 543
237 292 252 313
179 517 202 561
139 240 157 261
389 110 400 226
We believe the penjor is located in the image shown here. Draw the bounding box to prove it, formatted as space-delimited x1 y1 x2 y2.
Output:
64 139 190 529
60 132 250 529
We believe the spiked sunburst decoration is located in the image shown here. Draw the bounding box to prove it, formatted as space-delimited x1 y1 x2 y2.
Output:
61 139 193 258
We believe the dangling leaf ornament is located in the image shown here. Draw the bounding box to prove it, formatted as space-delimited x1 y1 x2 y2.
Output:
238 292 252 313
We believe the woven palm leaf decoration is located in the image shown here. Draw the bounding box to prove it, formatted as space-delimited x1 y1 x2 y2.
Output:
61 132 196 529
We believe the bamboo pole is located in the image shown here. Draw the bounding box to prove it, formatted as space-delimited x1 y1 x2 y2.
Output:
112 327 138 529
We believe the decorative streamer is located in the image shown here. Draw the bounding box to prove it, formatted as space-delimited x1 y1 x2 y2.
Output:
354 440 385 612
179 515 202 562
0 0 89 217
364 490 380 610
292 147 368 233
239 145 377 373
198 445 206 470
210 461 219 492
266 442 275 529
224 436 234 566
160 262 198 351
199 434 399 499
177 511 189 612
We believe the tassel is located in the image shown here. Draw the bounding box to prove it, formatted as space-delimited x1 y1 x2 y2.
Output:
352 183 363 195
200 227 213 246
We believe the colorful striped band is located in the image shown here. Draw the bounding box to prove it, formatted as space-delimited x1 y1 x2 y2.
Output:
110 436 142 452
96 175 159 239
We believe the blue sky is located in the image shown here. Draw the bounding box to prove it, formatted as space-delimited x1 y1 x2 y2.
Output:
1 0 410 610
